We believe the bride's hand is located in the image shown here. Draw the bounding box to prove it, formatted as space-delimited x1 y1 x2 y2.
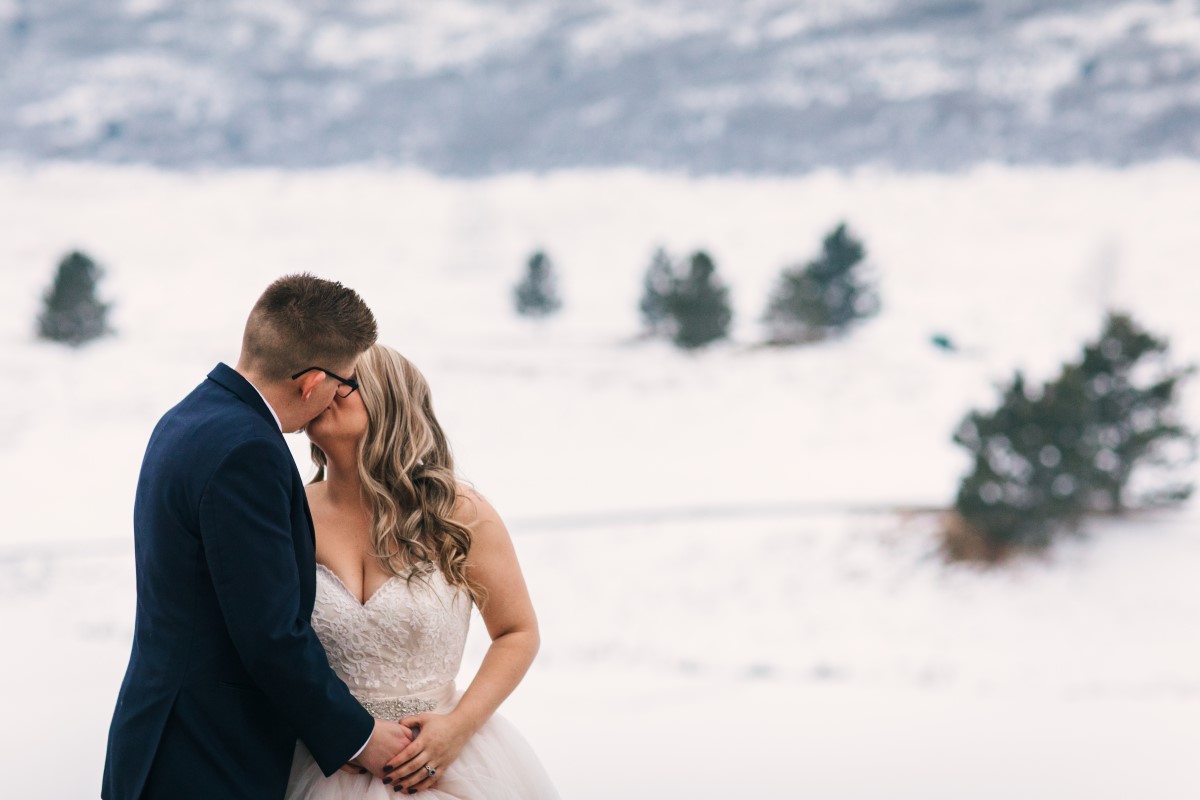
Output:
383 712 474 793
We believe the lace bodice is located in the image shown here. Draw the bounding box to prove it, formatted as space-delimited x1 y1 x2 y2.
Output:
311 563 471 700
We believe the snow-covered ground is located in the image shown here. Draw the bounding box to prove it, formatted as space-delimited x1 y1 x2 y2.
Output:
2 162 1199 797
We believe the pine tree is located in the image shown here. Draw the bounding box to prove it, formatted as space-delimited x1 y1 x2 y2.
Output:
638 247 675 335
37 250 112 346
514 250 562 318
952 311 1194 554
764 223 879 344
667 251 732 350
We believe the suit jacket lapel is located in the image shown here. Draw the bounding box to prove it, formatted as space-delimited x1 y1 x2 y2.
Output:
300 480 317 548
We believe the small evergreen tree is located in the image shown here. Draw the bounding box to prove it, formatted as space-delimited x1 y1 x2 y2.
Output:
638 247 675 335
951 311 1194 555
764 223 879 344
37 250 112 346
667 251 732 350
514 250 562 318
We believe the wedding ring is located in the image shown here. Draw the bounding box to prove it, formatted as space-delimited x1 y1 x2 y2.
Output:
425 765 437 778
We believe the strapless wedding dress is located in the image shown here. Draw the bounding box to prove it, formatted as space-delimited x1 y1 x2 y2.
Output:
284 564 559 800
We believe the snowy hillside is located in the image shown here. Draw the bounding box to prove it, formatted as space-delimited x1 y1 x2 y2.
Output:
2 161 1200 798
5 161 1200 548
2 0 1200 172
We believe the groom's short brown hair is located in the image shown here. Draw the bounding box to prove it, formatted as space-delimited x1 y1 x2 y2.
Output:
241 274 377 380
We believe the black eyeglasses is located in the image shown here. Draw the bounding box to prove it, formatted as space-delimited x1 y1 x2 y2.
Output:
290 367 359 398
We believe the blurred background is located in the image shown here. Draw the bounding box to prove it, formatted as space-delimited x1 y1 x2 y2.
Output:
3 1 1200 798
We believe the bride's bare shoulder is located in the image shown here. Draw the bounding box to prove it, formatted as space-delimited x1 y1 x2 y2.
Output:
451 482 503 530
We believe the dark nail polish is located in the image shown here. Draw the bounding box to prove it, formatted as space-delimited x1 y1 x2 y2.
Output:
383 765 394 774
409 791 418 795
383 778 392 785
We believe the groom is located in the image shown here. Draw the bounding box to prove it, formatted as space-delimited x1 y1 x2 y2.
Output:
102 275 413 799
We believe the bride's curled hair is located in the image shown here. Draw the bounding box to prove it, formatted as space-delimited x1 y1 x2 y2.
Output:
310 344 486 607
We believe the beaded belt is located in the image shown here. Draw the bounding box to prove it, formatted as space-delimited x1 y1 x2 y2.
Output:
355 682 455 721
359 695 438 720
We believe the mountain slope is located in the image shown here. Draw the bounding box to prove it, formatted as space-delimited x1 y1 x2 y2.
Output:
2 0 1200 172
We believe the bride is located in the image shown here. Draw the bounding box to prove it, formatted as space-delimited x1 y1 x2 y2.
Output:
285 344 559 799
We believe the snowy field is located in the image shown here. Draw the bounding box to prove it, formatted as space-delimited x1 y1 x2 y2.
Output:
2 162 1200 798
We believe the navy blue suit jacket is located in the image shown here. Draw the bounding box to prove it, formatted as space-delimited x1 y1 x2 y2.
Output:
102 363 373 800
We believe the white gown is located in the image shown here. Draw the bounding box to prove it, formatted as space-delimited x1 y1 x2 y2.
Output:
285 564 559 800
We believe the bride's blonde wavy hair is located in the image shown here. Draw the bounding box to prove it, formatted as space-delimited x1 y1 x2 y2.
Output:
310 344 485 607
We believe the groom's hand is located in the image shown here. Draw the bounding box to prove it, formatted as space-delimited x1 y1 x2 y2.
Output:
356 720 416 778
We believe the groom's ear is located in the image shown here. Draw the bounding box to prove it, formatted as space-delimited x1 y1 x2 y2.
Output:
296 370 327 401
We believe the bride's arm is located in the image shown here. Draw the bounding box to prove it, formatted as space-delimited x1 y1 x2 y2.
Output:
385 489 541 792
450 489 542 725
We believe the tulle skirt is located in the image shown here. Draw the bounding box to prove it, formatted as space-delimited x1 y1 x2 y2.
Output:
285 688 559 800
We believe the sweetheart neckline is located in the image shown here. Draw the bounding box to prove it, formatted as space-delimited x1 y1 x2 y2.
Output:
315 562 399 608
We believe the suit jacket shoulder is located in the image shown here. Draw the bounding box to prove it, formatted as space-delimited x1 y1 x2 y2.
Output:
143 364 293 516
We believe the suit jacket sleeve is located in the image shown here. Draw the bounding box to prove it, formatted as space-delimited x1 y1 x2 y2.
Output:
198 437 374 776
